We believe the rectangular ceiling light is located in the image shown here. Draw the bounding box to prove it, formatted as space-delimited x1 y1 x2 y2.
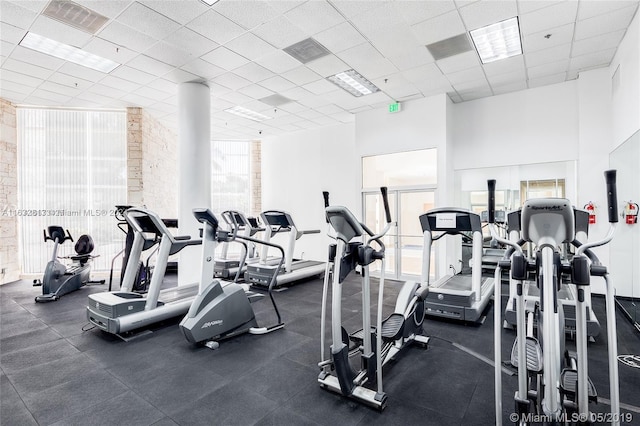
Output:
19 32 120 73
469 17 522 64
327 69 380 97
224 106 271 122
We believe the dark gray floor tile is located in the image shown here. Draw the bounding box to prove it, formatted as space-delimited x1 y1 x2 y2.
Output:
1 400 39 426
0 317 47 339
358 399 461 426
1 307 32 324
284 382 369 426
1 339 80 373
255 407 322 426
150 417 180 426
49 391 165 426
0 326 62 354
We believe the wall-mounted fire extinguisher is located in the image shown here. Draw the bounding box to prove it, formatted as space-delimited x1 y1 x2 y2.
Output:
624 201 639 224
584 202 596 224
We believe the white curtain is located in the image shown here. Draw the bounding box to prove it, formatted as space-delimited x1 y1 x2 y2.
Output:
210 140 251 215
17 108 127 273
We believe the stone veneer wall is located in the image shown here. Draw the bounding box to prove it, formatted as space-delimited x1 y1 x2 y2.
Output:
0 98 19 284
127 108 178 218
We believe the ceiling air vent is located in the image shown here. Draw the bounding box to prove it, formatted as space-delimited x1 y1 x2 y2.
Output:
43 0 109 35
283 38 330 64
259 94 292 107
426 33 473 61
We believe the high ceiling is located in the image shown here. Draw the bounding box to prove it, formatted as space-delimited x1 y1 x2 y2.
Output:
1 0 638 139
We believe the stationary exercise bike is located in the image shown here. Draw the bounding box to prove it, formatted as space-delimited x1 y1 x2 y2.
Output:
33 226 104 303
489 171 621 425
318 187 430 410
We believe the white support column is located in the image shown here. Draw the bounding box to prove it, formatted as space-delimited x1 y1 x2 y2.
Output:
178 82 211 286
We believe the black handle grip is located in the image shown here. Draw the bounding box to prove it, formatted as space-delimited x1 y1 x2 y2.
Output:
487 179 496 224
322 191 330 208
380 187 392 223
604 169 618 223
66 230 74 243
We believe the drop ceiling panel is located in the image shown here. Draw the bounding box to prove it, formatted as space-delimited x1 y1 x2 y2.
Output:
492 80 528 95
394 0 457 26
574 5 637 41
212 72 252 91
238 84 275 99
486 69 526 86
233 62 276 83
213 0 280 30
251 16 308 49
281 66 322 86
482 54 525 76
330 110 354 123
162 68 198 84
528 72 566 88
280 86 314 100
89 83 127 99
264 0 307 15
83 38 137 64
144 41 193 67
571 30 626 58
2 57 53 79
577 1 638 20
146 78 177 95
225 33 277 61
367 25 423 59
402 63 445 85
31 88 72 103
101 75 142 92
163 27 219 58
116 2 181 40
57 62 106 82
516 1 564 15
121 92 156 108
139 0 208 25
436 50 480 74
187 10 246 45
305 54 349 78
39 80 81 96
314 21 366 54
181 59 226 80
259 75 296 92
134 86 172 102
328 0 386 19
201 47 250 71
458 0 517 30
522 23 575 54
98 22 158 53
519 1 579 35
315 103 344 115
8 45 65 70
446 66 486 85
276 101 307 113
30 15 93 47
349 3 407 37
296 108 323 120
207 82 233 97
284 1 345 35
111 65 156 85
74 0 133 19
388 47 435 71
0 22 27 44
525 43 571 68
302 78 337 95
254 50 300 73
411 10 466 46
527 59 569 79
0 2 38 29
569 48 616 72
336 43 397 79
1 80 34 95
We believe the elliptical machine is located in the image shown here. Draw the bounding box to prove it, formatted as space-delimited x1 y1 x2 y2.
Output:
33 226 104 302
489 171 621 425
318 187 430 410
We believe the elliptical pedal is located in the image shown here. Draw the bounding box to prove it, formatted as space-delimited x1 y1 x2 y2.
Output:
510 336 544 373
560 369 598 403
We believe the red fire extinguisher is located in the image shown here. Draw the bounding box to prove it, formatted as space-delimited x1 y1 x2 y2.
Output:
624 201 639 224
584 202 596 224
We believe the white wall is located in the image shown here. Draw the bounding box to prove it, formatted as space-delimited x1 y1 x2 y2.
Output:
261 123 357 261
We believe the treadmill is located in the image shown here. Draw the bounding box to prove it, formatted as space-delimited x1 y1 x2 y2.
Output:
213 212 263 280
503 209 601 338
420 208 495 322
244 210 325 288
86 207 203 336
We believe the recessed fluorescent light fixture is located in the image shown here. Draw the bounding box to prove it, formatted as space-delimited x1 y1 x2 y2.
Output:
224 106 271 122
469 17 522 64
200 0 220 5
327 69 380 97
19 32 120 73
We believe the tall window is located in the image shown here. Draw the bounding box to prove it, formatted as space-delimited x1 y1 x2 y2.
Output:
17 108 127 273
210 140 253 215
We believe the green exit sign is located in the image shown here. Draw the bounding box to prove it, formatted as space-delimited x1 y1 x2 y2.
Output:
388 102 401 113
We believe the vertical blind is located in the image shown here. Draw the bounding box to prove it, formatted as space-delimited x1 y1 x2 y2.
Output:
17 108 127 273
210 140 251 216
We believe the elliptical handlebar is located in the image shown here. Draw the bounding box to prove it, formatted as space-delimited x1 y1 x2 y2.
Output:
576 170 619 257
380 186 392 224
486 180 523 258
487 179 496 224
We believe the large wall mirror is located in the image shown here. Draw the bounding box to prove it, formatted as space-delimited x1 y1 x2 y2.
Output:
610 130 640 332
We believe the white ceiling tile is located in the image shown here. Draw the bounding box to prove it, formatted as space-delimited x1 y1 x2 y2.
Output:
522 23 575 54
242 100 273 112
219 91 255 105
148 102 177 114
98 22 158 53
519 1 579 35
329 0 386 18
212 72 252 91
111 65 156 85
388 47 435 71
57 62 106 82
74 0 132 19
491 80 528 95
213 0 280 30
180 59 226 80
0 22 26 44
298 93 333 108
127 54 175 77
233 62 275 83
577 0 638 20
187 10 246 45
447 66 486 85
259 75 296 92
23 95 61 106
574 5 637 40
394 0 457 26
88 83 128 99
280 86 314 100
83 38 137 64
1 80 34 95
163 27 219 58
144 41 193 67
459 86 493 101
459 0 517 30
281 66 322 86
207 82 233 97
146 78 177 94
305 54 349 77
330 110 355 123
252 16 308 49
30 88 72 103
336 43 397 80
116 2 181 39
30 15 93 47
202 47 250 71
312 115 338 126
254 50 300 73
277 101 307 113
133 86 172 101
314 21 366 54
46 72 93 90
525 43 571 67
8 45 64 70
211 96 234 110
302 79 336 95
120 92 156 108
486 68 526 85
350 3 407 36
571 30 626 58
0 2 38 29
367 25 423 59
384 84 422 100
411 10 466 45
436 50 480 74
75 90 116 105
224 33 277 61
139 0 209 25
315 103 344 115
2 57 53 79
482 54 525 76
100 74 142 92
162 68 199 84
414 74 453 93
402 63 444 84
569 48 616 72
284 1 345 35
39 80 81 96
238 84 275 99
528 72 566 88
517 1 563 15
453 77 491 93
264 0 307 15
527 59 569 78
